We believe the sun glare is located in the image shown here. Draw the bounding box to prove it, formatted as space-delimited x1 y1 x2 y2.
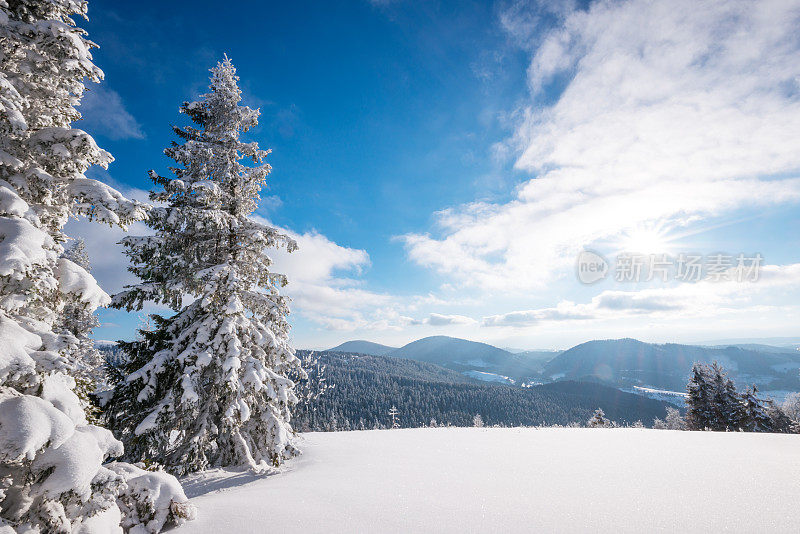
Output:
619 227 673 254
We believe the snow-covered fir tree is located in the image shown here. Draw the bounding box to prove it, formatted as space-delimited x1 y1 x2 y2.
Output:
0 1 194 531
665 406 686 430
653 406 686 430
59 238 104 419
105 57 303 474
709 362 745 431
472 413 484 428
685 363 716 430
781 392 800 426
765 400 794 434
740 385 773 432
587 408 611 428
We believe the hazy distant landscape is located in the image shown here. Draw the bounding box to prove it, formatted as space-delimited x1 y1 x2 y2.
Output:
324 335 800 401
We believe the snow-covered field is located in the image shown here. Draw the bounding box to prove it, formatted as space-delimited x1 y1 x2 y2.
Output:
180 428 800 533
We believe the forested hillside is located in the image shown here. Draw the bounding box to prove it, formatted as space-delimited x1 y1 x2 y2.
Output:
292 351 671 430
543 338 800 392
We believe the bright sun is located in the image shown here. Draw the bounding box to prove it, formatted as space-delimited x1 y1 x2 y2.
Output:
619 227 673 254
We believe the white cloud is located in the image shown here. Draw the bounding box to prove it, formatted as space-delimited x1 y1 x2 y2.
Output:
482 262 800 327
411 313 477 326
256 219 406 331
402 0 800 292
482 303 592 327
79 84 145 140
69 208 397 333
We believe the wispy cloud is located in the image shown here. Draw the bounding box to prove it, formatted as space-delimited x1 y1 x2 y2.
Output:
80 84 145 140
411 313 477 326
482 263 800 328
402 0 800 292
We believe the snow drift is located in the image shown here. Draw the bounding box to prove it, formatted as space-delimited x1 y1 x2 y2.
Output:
181 427 800 533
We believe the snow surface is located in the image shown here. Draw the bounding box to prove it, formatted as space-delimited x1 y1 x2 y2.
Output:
180 427 800 533
462 370 514 384
627 385 688 406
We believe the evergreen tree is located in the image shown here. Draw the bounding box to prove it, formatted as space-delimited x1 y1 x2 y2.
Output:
0 1 175 530
59 238 104 419
740 385 773 432
709 362 745 431
781 392 800 426
654 406 686 430
105 57 303 474
764 397 794 434
472 413 484 428
685 363 715 430
587 408 611 428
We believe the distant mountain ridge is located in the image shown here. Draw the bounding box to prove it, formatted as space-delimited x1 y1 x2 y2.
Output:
327 340 397 356
325 336 800 397
328 336 553 382
543 338 800 393
389 336 512 366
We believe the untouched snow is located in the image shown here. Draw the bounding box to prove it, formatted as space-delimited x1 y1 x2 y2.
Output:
181 428 800 533
462 370 514 384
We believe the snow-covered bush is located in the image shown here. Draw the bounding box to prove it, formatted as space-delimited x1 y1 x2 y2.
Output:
107 462 196 533
105 57 303 475
587 408 612 428
0 385 125 532
653 406 686 430
782 392 800 425
472 414 484 428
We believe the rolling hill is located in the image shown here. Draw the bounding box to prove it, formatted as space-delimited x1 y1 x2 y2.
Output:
542 338 800 392
327 340 397 356
292 350 673 430
327 336 550 382
389 335 513 366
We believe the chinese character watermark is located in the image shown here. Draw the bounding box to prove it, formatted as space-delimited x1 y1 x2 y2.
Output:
576 251 762 284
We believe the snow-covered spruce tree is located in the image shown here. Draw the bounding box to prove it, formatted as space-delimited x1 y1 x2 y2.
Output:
472 413 484 428
59 238 104 420
740 385 773 433
766 400 794 433
685 363 715 430
782 392 800 426
652 406 686 430
0 2 194 531
740 387 793 434
709 362 745 431
587 408 611 428
105 57 302 475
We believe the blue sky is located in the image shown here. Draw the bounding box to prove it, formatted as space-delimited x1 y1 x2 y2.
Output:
71 0 800 350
